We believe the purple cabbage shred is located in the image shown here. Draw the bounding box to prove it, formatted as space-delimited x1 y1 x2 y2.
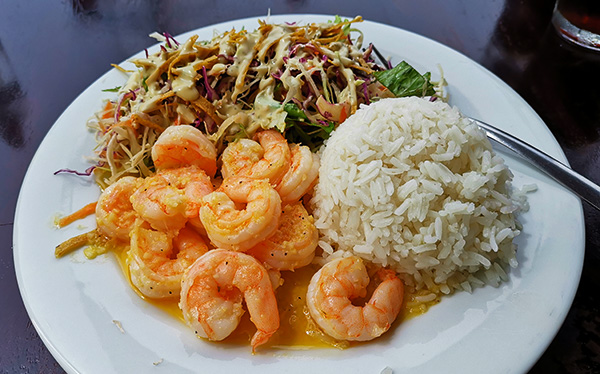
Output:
192 118 203 129
363 43 374 61
289 44 300 57
54 166 95 177
113 89 138 123
202 66 218 101
271 70 282 80
302 93 313 109
362 82 370 105
162 32 180 48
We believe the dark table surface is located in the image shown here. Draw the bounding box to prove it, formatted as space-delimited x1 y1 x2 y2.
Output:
1 0 599 373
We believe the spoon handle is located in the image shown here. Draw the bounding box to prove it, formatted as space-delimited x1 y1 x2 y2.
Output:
471 118 600 211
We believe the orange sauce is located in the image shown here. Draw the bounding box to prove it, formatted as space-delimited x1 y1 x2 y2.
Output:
108 245 435 349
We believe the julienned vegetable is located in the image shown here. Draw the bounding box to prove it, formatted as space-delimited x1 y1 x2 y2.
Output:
88 16 443 188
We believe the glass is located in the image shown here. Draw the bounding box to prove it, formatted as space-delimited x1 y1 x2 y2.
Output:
552 0 600 50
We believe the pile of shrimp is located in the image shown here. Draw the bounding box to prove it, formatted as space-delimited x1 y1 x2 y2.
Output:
80 124 404 352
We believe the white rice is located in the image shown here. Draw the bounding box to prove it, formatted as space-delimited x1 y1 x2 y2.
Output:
310 97 526 294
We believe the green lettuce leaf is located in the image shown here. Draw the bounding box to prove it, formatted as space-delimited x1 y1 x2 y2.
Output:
283 103 334 151
373 61 435 97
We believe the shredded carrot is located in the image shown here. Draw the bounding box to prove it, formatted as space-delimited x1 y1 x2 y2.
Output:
58 202 97 228
101 102 114 119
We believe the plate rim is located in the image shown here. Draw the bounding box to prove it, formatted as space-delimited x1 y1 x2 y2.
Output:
13 13 585 374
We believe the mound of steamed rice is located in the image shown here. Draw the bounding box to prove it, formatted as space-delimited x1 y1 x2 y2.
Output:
310 97 528 296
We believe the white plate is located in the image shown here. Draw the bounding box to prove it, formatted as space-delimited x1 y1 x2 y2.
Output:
14 14 584 374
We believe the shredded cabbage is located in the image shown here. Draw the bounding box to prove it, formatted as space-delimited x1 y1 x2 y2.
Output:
88 16 437 188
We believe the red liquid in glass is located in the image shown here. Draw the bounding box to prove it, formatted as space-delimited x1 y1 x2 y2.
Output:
557 0 600 34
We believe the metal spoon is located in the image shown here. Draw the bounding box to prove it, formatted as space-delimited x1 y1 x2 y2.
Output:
471 118 600 211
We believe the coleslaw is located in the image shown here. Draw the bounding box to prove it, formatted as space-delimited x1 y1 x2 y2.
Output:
87 16 442 188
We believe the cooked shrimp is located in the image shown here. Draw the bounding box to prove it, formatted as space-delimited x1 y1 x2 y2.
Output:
159 165 214 232
199 176 281 251
130 166 212 233
128 221 209 298
151 125 218 177
275 143 320 203
221 129 291 185
179 249 279 352
246 202 318 271
306 256 404 341
96 176 141 241
220 138 263 179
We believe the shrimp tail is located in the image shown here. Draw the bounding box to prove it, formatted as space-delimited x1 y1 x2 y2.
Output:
251 329 275 353
377 268 399 282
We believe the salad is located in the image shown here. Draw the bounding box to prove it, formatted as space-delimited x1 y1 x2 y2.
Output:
85 16 443 188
